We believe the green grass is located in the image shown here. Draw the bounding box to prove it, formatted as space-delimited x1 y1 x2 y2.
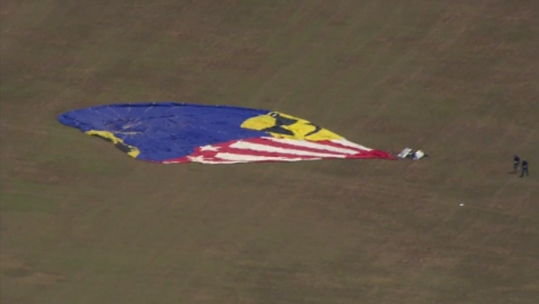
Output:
1 0 539 303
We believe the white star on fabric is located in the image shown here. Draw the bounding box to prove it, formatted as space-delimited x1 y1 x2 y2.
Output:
200 145 219 151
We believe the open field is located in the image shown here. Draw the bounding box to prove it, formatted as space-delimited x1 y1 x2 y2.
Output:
1 0 539 303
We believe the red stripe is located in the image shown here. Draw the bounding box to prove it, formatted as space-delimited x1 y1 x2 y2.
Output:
251 138 392 158
162 137 393 163
215 147 330 160
232 138 347 156
246 138 353 155
319 140 367 151
206 150 387 162
200 147 387 162
188 145 318 161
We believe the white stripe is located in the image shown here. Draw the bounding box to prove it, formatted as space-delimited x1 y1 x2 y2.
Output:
214 152 321 162
331 138 372 151
262 137 360 155
229 141 348 158
194 159 237 164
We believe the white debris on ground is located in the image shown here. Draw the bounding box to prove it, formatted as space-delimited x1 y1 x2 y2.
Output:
397 147 427 160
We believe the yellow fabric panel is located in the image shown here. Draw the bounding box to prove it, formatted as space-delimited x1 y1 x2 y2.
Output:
85 130 140 158
240 111 342 141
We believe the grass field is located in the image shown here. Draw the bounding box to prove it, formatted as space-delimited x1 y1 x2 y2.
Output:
1 0 539 303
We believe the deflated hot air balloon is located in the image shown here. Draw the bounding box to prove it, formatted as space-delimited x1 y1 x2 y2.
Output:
58 102 393 164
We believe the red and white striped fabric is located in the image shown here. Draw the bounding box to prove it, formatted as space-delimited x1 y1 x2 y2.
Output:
163 137 393 164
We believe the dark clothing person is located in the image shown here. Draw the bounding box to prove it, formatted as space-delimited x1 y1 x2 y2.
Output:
520 160 529 177
514 155 520 172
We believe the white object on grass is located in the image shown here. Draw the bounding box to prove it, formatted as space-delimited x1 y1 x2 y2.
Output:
397 148 427 160
413 150 426 160
397 148 413 158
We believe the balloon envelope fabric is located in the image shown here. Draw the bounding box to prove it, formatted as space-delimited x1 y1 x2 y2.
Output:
57 102 393 164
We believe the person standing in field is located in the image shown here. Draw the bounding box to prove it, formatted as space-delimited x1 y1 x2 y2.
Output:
520 160 529 177
513 155 520 173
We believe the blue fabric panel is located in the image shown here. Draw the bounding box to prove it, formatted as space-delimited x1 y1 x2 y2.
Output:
58 102 270 161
